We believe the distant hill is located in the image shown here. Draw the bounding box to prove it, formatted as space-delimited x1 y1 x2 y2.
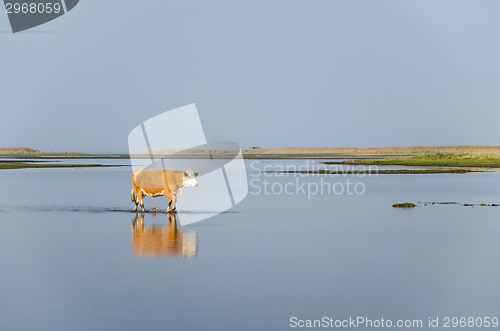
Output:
129 145 500 159
242 146 500 156
0 147 40 154
3 145 500 157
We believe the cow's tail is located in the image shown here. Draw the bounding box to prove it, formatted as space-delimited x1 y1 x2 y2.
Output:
131 188 137 204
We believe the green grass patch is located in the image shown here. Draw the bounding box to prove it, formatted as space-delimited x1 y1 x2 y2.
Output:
392 203 417 208
0 162 111 170
402 202 500 207
325 153 500 168
268 168 479 175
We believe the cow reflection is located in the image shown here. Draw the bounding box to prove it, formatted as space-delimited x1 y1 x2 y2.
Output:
131 213 197 258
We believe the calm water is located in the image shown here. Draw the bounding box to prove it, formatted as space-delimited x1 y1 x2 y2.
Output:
1 159 500 330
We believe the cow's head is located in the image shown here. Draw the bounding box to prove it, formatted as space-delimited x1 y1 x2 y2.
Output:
183 169 199 187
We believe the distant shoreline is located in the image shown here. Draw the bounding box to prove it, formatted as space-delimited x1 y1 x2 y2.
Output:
3 145 500 159
0 162 125 170
2 146 500 168
3 145 500 172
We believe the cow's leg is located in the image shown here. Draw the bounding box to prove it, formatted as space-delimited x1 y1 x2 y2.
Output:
131 189 138 211
168 197 177 212
137 191 145 212
165 192 176 212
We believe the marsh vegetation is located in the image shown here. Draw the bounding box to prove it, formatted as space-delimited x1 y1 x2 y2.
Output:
325 153 500 168
0 162 113 170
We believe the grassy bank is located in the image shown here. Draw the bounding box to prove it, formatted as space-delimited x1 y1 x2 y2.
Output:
242 146 500 157
4 146 500 161
0 163 115 170
267 168 481 175
392 203 416 208
394 201 500 207
0 147 93 157
324 153 500 168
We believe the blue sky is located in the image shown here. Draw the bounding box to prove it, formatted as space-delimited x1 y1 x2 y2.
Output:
1 0 500 153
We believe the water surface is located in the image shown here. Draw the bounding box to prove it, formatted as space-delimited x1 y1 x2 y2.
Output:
1 159 499 330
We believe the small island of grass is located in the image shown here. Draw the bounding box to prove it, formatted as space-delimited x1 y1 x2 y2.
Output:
269 168 479 175
392 203 417 208
324 153 500 168
0 162 114 170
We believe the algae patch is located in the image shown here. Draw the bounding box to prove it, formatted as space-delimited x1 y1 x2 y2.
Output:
392 203 417 208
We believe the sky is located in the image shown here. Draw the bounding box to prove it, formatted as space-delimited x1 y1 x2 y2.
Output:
1 0 500 153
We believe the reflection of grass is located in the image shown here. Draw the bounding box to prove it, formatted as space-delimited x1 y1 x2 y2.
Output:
0 163 109 170
392 203 416 208
326 153 500 168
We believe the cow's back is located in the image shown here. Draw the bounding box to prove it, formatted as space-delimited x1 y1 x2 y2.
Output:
133 169 167 189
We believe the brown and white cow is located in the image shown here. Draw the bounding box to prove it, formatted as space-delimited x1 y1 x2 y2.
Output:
131 169 198 212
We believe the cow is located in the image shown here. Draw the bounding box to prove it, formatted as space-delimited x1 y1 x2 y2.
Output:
131 168 198 212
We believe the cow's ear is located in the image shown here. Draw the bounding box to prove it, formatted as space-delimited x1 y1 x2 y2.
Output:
194 172 199 177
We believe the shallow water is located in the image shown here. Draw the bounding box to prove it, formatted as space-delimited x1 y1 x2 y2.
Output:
1 159 500 330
